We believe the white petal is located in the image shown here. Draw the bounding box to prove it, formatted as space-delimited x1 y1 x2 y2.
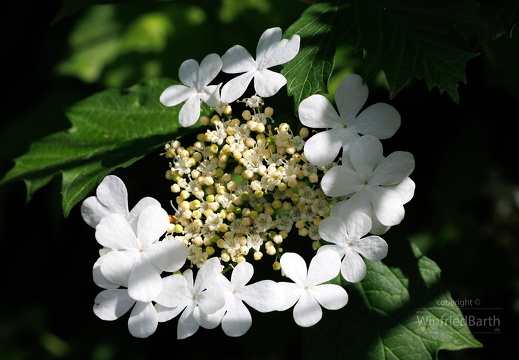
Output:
303 129 345 167
128 256 163 302
350 103 401 139
341 248 367 282
155 303 185 322
95 213 139 249
193 305 226 330
178 94 202 127
344 211 372 240
370 151 415 186
136 206 169 247
198 53 222 87
154 274 191 308
221 297 252 337
368 186 405 226
298 94 343 129
240 280 285 312
256 27 282 67
279 252 307 285
194 257 223 292
349 135 384 180
197 285 226 315
98 251 136 287
318 216 348 245
93 289 134 321
221 45 256 73
96 175 129 213
178 59 199 88
293 291 322 327
386 176 415 204
81 197 109 228
260 34 300 68
127 197 160 230
93 257 119 289
146 238 187 272
128 301 158 338
321 165 364 197
307 250 341 286
332 191 371 219
199 84 221 107
177 302 199 340
277 282 303 311
354 236 388 261
310 284 348 310
159 84 192 107
335 74 368 123
231 261 254 288
220 71 255 103
253 69 287 97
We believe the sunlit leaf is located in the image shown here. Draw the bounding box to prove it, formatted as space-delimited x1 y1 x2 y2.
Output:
1 78 208 216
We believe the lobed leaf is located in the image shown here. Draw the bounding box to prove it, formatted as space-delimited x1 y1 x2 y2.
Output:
302 240 482 360
1 78 207 216
283 0 480 107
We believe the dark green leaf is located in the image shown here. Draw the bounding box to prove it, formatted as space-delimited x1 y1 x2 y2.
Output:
1 78 207 216
283 0 480 106
302 240 482 360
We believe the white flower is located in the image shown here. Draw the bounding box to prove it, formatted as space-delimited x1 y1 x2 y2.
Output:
154 257 227 339
95 205 187 302
321 135 415 230
219 261 285 337
298 74 401 166
318 212 388 282
160 53 222 127
278 251 348 327
220 27 300 103
81 175 160 229
93 289 158 338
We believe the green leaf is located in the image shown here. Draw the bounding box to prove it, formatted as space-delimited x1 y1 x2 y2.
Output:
477 0 519 39
302 240 482 360
283 0 480 107
1 78 207 217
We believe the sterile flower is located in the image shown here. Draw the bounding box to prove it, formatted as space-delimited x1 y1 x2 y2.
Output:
93 289 158 338
298 74 401 166
95 205 187 302
81 175 160 229
318 212 388 282
154 257 227 339
321 135 415 229
278 250 348 327
220 27 300 103
160 53 222 127
219 261 285 337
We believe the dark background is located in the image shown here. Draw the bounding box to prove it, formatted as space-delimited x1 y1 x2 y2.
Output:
1 1 518 359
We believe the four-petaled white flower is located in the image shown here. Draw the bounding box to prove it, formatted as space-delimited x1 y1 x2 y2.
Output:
298 74 401 167
160 53 222 127
278 251 348 327
219 261 285 337
321 135 415 232
81 175 160 230
153 257 227 339
95 205 187 302
220 27 300 103
318 212 388 282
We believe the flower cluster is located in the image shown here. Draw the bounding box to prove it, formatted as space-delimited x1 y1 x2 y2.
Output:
81 27 415 339
163 97 342 269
